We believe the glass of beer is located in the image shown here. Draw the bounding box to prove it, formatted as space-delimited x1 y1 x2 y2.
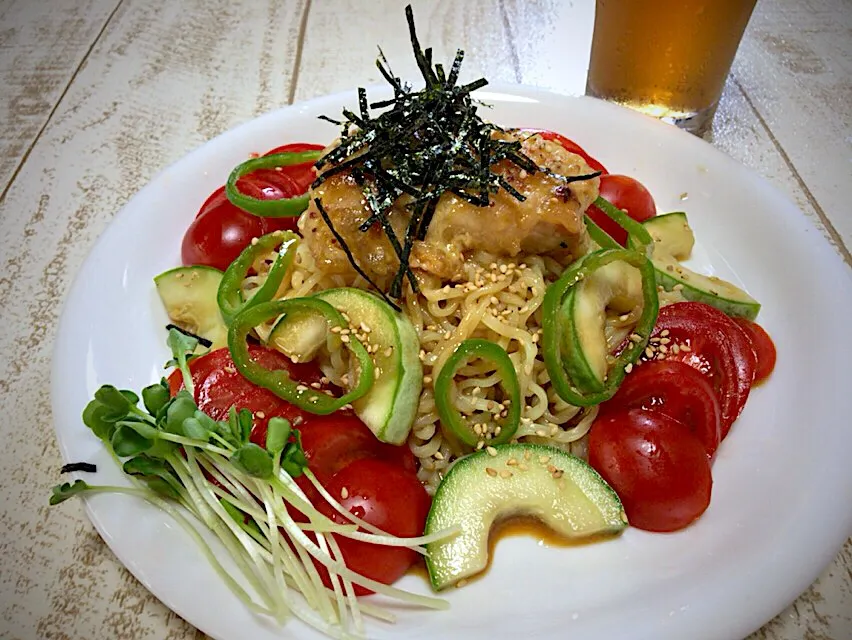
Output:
586 0 758 136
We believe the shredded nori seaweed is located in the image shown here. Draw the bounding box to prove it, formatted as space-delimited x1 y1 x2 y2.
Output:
60 462 97 474
312 5 599 301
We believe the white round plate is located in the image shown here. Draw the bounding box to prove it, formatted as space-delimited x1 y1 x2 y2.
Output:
52 85 852 640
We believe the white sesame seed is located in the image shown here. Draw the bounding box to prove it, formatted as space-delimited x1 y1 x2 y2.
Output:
340 487 349 500
625 362 634 373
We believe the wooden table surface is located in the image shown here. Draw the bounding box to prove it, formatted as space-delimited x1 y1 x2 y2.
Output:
1 1 850 638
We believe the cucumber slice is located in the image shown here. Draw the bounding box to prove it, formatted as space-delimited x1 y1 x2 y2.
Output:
641 213 761 320
425 443 627 590
267 287 422 445
654 256 761 320
560 260 642 392
642 211 693 259
267 306 327 362
154 266 227 350
317 289 421 445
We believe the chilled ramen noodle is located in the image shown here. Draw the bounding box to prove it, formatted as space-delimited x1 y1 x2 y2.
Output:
241 226 686 493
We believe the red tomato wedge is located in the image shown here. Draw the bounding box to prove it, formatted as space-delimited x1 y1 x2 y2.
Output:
181 142 324 271
167 345 324 438
589 408 712 532
168 346 426 593
298 413 417 484
315 458 430 595
651 302 756 439
602 360 721 457
734 318 777 384
521 129 609 174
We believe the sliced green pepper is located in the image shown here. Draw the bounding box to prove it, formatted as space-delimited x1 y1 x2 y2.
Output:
217 231 299 325
591 196 653 255
225 150 323 218
434 339 521 447
228 298 375 415
542 248 658 407
584 213 621 250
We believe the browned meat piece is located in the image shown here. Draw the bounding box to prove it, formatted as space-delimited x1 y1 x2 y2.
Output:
300 132 598 285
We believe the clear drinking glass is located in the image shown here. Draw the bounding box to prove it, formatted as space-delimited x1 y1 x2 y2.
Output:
586 0 758 136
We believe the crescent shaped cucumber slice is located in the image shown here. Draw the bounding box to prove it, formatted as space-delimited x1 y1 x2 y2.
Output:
424 443 627 591
154 266 227 350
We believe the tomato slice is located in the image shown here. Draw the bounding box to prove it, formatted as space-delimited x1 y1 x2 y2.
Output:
298 413 417 483
265 142 326 194
520 129 608 174
652 302 756 439
734 318 777 384
602 360 721 457
589 408 712 532
586 174 657 246
315 458 430 595
181 142 324 271
168 345 325 439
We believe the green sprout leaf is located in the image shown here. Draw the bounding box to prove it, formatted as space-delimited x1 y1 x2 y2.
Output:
231 443 273 479
180 417 211 442
164 391 198 434
116 417 159 440
82 400 119 442
94 385 132 419
49 480 91 505
280 429 308 478
166 327 200 396
142 381 170 416
120 389 140 406
111 424 154 457
265 417 291 455
123 455 182 499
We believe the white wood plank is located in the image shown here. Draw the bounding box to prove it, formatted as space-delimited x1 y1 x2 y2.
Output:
0 0 305 638
732 0 852 252
0 0 120 194
293 0 518 102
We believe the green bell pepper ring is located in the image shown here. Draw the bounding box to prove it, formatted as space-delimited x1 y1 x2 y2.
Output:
591 196 654 255
584 213 621 250
217 230 299 326
225 150 323 218
434 339 521 447
228 298 375 415
542 248 659 407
